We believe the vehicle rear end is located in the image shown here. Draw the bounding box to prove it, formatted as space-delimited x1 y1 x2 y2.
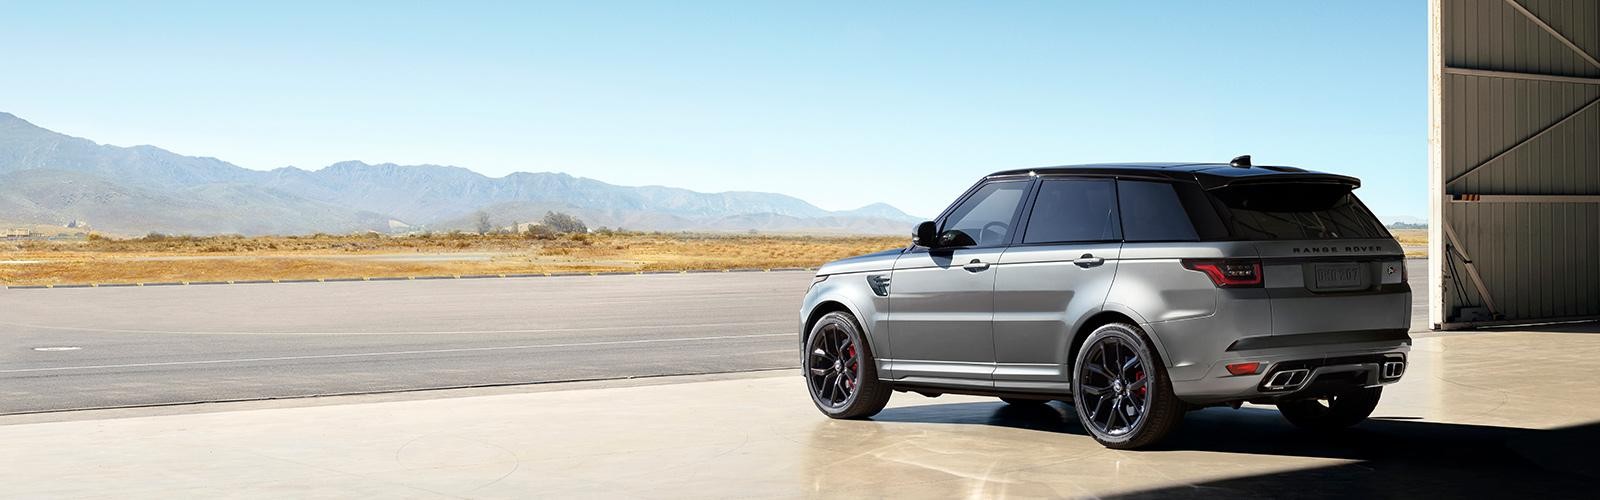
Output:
1165 173 1411 404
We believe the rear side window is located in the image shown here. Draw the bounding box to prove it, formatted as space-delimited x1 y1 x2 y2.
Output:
1117 181 1228 242
1210 183 1387 240
1022 179 1120 244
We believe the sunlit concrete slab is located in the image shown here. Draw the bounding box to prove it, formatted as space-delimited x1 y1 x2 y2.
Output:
2 328 1598 498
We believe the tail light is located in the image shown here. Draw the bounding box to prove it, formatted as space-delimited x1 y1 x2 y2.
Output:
1181 259 1263 288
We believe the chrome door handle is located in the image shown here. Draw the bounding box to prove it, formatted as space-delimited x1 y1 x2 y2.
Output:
962 259 990 272
1073 254 1105 268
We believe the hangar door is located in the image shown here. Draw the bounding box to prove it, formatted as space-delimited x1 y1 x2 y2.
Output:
1428 0 1600 329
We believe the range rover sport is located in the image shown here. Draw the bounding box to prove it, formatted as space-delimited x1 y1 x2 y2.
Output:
798 157 1410 449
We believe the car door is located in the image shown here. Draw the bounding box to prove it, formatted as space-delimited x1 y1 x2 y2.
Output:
992 177 1122 391
887 178 1031 387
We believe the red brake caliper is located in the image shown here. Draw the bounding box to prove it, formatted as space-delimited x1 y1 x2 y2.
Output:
845 345 857 389
1134 370 1146 397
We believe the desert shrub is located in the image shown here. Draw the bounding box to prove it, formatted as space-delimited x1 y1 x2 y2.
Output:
525 224 557 240
474 211 494 235
542 211 587 234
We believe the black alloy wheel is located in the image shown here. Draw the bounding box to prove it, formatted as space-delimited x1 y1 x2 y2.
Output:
1078 335 1150 436
804 311 891 419
1071 323 1184 449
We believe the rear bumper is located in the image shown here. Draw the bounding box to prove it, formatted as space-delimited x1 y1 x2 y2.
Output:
1170 342 1410 405
1225 328 1410 351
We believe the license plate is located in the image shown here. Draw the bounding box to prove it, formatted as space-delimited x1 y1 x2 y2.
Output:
1312 263 1363 289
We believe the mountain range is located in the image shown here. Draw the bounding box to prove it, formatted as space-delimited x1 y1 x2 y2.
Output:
0 112 919 235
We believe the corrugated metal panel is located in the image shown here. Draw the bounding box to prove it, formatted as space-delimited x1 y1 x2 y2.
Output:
1443 0 1600 78
1431 0 1600 328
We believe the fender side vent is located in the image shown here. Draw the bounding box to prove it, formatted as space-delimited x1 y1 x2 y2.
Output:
867 275 891 296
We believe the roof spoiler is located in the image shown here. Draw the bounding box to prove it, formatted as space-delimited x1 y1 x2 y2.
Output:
1197 172 1361 191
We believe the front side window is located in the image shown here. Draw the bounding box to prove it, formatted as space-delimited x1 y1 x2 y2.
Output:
939 180 1029 247
1022 178 1120 244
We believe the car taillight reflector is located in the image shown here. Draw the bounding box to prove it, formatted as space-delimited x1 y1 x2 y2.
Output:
1225 362 1262 376
1181 259 1263 288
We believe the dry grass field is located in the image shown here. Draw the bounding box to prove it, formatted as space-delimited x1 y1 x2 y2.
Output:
0 229 1430 286
0 232 906 286
1391 228 1427 257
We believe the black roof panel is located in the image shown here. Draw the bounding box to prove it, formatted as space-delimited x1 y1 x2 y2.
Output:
987 162 1359 189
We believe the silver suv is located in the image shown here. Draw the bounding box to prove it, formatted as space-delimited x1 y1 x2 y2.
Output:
798 158 1410 449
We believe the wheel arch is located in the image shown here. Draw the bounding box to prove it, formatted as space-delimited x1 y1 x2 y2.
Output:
803 296 893 378
1070 305 1173 371
803 300 858 347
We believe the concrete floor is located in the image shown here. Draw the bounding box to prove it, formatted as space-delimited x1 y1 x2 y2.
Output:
2 326 1597 498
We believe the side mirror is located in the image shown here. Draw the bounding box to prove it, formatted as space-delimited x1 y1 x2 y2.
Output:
912 221 939 248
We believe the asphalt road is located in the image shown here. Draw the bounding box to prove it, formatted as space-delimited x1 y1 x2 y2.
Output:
0 261 1431 414
0 271 811 414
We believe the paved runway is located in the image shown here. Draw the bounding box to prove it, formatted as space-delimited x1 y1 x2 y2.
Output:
2 326 1596 498
0 261 1431 414
0 271 812 414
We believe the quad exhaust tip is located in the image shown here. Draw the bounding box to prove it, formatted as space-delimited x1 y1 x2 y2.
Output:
1263 369 1309 391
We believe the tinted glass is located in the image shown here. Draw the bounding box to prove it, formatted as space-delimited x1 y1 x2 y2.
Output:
940 180 1028 247
1118 181 1199 242
1210 183 1387 240
1022 179 1120 244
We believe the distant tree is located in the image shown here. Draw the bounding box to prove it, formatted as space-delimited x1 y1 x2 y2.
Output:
542 211 587 234
474 211 494 235
525 224 556 239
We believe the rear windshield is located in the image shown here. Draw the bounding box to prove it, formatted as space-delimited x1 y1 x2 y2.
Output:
1208 183 1388 240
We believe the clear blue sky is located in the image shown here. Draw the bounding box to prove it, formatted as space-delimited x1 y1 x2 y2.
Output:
0 1 1426 218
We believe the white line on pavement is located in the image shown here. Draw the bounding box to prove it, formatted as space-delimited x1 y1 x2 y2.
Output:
0 333 793 373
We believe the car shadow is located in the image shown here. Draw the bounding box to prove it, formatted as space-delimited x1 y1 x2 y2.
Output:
872 401 1598 498
1481 321 1600 334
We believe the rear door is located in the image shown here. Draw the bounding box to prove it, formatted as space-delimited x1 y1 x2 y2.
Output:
888 178 1030 385
1209 182 1412 337
992 177 1121 389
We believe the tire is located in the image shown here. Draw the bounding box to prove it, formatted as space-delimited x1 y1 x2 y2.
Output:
804 311 891 419
1277 387 1382 431
1071 322 1183 449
